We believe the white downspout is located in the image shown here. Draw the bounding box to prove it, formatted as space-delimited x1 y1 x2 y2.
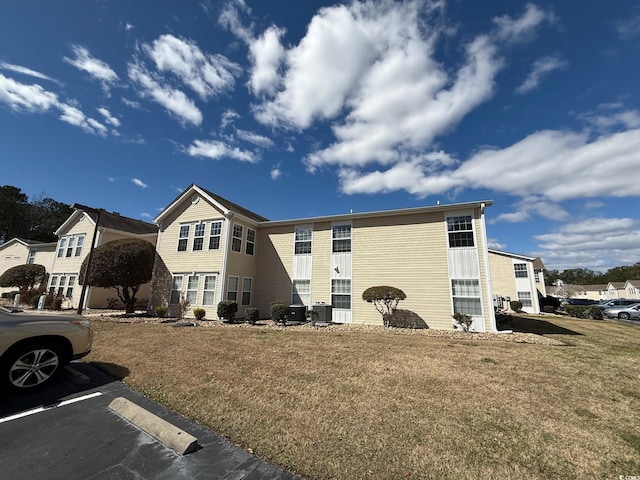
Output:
479 203 498 332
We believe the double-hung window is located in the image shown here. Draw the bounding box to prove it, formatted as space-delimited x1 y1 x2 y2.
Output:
202 275 217 306
241 277 252 305
170 276 183 304
209 221 222 250
49 276 58 295
193 223 205 251
75 235 84 256
27 250 36 264
246 229 255 255
232 224 243 252
332 225 351 253
66 237 75 257
186 275 199 304
517 291 532 307
57 276 67 296
331 279 351 309
292 279 311 306
227 276 239 301
178 225 190 252
295 227 312 254
451 279 482 316
66 276 76 298
514 263 528 278
57 238 67 258
447 216 474 248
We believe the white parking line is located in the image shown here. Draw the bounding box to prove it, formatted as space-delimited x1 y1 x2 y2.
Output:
0 391 103 424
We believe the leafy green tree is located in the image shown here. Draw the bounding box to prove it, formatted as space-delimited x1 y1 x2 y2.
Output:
0 264 46 291
0 185 29 243
28 196 73 242
362 286 406 326
80 238 155 314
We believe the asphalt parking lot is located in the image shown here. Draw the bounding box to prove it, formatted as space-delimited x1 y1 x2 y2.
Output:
0 362 300 480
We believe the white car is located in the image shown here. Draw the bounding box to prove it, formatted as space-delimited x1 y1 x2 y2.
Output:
0 306 93 391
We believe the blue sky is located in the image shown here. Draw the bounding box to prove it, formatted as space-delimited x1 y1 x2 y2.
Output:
1 1 639 271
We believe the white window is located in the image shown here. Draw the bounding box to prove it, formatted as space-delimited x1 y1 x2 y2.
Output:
178 225 189 252
518 291 533 307
332 225 351 253
66 236 75 257
57 238 67 258
535 272 541 284
66 276 76 298
209 221 222 250
203 275 217 306
170 275 183 304
514 263 528 278
49 275 58 294
57 276 67 296
27 249 36 264
193 223 205 251
295 227 312 254
232 224 243 252
292 280 311 306
227 276 239 301
186 275 199 305
447 216 474 248
241 277 252 305
331 279 351 309
451 279 482 316
75 235 84 257
246 229 256 255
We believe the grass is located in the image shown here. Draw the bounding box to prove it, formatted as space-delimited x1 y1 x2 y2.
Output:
86 315 640 479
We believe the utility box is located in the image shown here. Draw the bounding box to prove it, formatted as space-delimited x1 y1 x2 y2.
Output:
289 304 307 322
313 303 332 323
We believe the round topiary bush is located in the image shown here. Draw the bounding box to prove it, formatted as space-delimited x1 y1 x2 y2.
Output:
154 306 168 317
193 307 206 320
510 300 523 312
244 306 259 325
270 302 288 325
217 300 238 322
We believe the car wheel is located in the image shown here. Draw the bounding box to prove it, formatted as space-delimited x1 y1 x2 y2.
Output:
619 312 631 320
1 342 67 391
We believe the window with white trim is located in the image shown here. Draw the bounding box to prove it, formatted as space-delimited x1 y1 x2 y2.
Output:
27 249 36 264
332 225 351 253
451 279 482 316
49 275 58 295
209 221 222 250
193 223 205 251
295 227 312 254
232 224 243 252
178 225 190 252
246 228 256 255
517 291 532 307
241 277 252 305
227 276 239 301
292 279 311 306
186 275 199 304
514 263 528 278
66 276 76 298
57 238 67 258
66 236 75 257
203 275 217 306
57 275 67 296
57 235 85 258
75 235 84 257
331 279 351 309
447 216 474 248
170 275 183 304
535 272 541 284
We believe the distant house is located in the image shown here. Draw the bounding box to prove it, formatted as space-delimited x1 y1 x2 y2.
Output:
49 204 158 309
623 280 640 300
606 282 627 300
580 284 609 302
0 238 57 297
488 249 545 313
151 184 497 331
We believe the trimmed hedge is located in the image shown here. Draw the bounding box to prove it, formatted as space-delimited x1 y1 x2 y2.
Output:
244 306 259 325
217 301 238 322
564 305 604 320
270 302 288 325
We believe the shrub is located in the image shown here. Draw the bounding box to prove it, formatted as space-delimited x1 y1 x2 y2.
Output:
193 308 206 320
217 300 238 322
452 312 474 332
176 295 191 321
589 305 604 320
384 309 428 329
510 300 523 312
362 286 406 326
564 305 603 320
0 264 46 291
270 302 288 325
306 309 319 325
106 297 121 309
244 306 259 325
542 305 555 313
53 296 63 311
154 306 168 317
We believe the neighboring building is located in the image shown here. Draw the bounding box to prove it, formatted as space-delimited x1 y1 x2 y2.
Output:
151 184 497 331
581 284 609 302
606 282 626 300
49 204 158 309
623 280 640 300
488 249 544 314
0 238 56 297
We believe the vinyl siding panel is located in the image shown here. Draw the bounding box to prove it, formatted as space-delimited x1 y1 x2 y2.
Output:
351 212 451 328
310 222 332 305
254 225 295 315
488 252 517 304
473 213 494 330
0 242 29 297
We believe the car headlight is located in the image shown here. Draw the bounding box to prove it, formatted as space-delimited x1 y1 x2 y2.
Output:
71 318 91 328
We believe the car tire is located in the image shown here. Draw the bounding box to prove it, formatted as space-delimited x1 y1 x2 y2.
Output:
619 312 631 320
1 341 68 391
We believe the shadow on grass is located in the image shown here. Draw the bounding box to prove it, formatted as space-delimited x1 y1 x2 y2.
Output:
501 315 583 336
90 361 131 380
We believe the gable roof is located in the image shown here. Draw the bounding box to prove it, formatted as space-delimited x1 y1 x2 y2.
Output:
607 282 626 289
0 238 57 251
56 204 158 236
154 184 269 225
488 249 536 262
580 284 608 291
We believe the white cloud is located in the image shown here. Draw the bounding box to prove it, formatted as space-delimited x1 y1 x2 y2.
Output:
616 12 640 39
107 177 116 182
0 73 58 113
218 1 253 43
127 61 202 126
533 218 640 270
97 106 121 127
186 139 258 163
58 103 108 136
125 23 134 31
141 34 240 100
517 56 567 94
578 107 640 132
487 238 507 250
270 165 282 180
220 109 240 128
140 212 152 219
121 97 142 109
63 45 119 92
236 128 274 148
0 62 61 85
131 178 148 188
493 3 556 42
584 201 604 210
248 26 286 95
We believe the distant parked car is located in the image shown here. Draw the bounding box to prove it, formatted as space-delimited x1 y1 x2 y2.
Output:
597 299 639 308
561 298 599 306
0 306 93 391
603 304 640 320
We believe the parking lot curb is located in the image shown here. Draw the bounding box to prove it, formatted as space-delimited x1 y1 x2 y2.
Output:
108 397 199 455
